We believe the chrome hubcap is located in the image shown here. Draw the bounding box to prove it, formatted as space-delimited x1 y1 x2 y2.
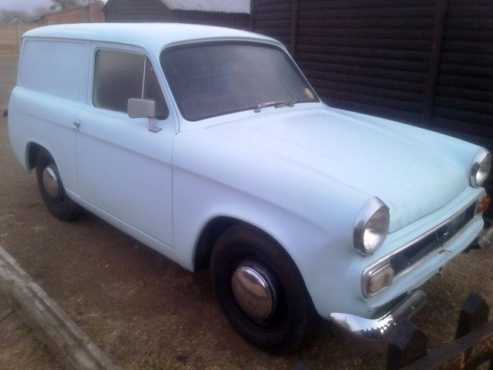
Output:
42 165 60 198
231 263 276 322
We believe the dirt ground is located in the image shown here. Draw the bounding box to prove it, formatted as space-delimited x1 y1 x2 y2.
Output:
1 55 493 370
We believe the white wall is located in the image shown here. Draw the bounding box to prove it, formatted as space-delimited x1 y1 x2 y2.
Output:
161 0 250 14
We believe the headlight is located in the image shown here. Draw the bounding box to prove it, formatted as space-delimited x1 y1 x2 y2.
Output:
470 150 491 188
354 197 390 255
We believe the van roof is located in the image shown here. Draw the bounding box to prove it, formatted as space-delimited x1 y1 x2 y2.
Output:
23 23 277 54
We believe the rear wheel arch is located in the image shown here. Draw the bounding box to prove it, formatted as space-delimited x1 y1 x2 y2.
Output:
26 142 50 170
34 147 82 222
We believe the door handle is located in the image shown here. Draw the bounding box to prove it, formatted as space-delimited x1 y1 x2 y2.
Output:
73 120 81 130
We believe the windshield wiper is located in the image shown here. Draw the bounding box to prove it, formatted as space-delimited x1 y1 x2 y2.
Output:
254 100 295 113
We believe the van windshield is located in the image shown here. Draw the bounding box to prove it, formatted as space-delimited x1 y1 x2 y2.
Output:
161 42 318 121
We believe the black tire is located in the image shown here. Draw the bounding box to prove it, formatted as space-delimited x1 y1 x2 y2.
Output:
35 150 82 222
211 224 319 353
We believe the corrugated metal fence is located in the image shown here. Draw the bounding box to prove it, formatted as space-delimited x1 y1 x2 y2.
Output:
252 0 493 149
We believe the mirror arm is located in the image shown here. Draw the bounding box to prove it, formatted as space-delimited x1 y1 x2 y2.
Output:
148 117 161 133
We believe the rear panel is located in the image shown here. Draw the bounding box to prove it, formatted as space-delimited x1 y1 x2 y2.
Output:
8 38 90 193
19 38 89 102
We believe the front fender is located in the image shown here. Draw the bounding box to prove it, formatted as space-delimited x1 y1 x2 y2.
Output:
172 167 376 318
172 128 371 318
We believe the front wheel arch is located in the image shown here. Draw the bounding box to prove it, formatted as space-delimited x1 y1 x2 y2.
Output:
210 223 320 351
193 217 315 310
193 216 239 271
193 217 297 273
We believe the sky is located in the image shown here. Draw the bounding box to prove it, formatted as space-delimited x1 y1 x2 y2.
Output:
2 0 53 14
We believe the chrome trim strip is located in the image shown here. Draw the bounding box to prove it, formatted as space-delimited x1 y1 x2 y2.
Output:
329 290 426 340
396 217 476 278
361 194 483 298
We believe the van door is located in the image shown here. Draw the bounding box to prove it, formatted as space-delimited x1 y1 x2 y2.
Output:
76 46 175 250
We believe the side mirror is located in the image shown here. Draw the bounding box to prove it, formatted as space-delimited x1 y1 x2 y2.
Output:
127 98 161 133
128 98 156 119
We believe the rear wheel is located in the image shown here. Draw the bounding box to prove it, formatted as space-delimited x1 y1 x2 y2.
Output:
35 150 82 222
211 224 319 353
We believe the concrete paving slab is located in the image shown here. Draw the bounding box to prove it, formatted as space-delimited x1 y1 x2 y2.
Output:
0 291 61 370
0 246 121 370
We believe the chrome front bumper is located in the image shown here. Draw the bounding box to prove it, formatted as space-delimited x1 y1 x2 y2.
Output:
328 290 426 340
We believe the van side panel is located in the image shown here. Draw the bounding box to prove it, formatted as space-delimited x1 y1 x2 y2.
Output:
8 38 90 195
19 39 89 102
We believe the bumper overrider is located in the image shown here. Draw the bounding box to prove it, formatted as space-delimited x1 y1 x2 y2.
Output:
329 290 426 340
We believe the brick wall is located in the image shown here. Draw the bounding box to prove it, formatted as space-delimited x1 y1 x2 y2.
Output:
0 3 105 55
0 24 37 56
42 3 104 24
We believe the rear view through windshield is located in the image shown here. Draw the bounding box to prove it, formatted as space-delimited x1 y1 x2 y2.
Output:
161 42 318 121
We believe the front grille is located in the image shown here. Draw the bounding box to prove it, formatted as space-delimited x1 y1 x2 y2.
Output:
390 203 476 275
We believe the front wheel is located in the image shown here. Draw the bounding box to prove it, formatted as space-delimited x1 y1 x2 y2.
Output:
211 225 319 353
35 150 82 222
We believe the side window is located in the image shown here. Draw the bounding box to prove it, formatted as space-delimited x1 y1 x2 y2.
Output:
93 49 168 119
93 50 144 112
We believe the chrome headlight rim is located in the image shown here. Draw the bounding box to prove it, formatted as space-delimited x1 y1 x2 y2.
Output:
470 150 491 188
354 197 390 256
